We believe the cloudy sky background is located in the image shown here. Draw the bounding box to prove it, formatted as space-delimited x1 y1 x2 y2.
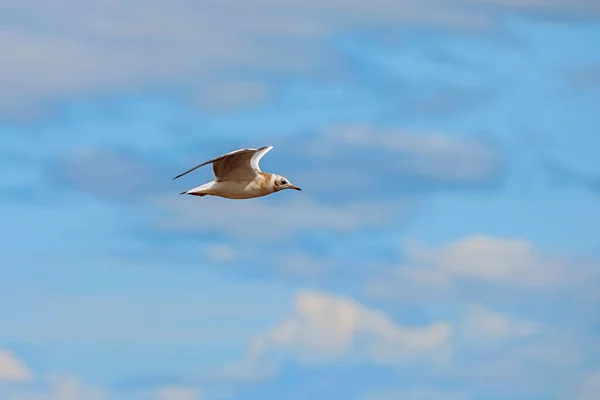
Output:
1 1 599 399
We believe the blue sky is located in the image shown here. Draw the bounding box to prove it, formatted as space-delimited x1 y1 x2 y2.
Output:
0 1 599 399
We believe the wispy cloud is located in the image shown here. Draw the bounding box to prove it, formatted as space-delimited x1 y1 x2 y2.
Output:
1 0 598 118
460 305 542 345
322 125 502 182
560 63 600 91
576 370 600 400
367 235 598 299
158 385 202 400
0 373 202 400
469 0 600 14
47 123 503 209
248 290 451 366
0 0 485 118
361 234 600 397
48 148 176 200
151 195 411 240
404 84 494 119
0 349 32 382
195 80 269 111
361 387 468 400
195 283 585 399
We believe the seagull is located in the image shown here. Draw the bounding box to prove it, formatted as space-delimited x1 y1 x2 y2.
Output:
173 146 302 199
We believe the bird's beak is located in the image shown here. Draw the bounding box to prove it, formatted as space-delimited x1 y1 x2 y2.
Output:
290 185 302 191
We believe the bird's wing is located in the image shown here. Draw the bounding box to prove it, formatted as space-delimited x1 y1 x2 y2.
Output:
173 146 273 182
249 145 273 173
173 148 256 180
213 146 273 181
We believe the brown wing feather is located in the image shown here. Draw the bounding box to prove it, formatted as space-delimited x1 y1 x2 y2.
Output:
212 151 257 181
173 146 272 181
172 148 256 180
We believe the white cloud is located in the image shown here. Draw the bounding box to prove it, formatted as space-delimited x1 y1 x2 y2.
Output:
275 253 333 280
220 287 570 397
205 244 238 263
460 305 541 344
249 290 451 366
0 375 105 400
158 385 202 400
47 376 106 400
327 125 500 181
196 80 269 110
0 0 484 118
576 370 600 400
0 350 32 382
362 387 468 400
369 235 578 295
0 0 595 117
410 236 544 281
362 234 599 398
470 0 600 14
366 235 600 320
0 375 200 400
202 359 277 383
153 196 410 239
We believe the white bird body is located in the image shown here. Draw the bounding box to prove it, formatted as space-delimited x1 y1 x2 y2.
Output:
182 174 275 199
173 146 301 200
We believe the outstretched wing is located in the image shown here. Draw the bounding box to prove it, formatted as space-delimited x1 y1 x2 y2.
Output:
250 145 273 173
212 145 273 181
173 146 273 182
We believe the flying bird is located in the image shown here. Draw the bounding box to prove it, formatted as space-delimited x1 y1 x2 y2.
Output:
173 146 301 199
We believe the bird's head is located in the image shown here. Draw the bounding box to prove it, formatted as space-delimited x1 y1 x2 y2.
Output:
273 175 302 192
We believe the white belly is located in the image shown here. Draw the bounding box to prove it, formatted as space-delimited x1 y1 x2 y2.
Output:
209 180 272 199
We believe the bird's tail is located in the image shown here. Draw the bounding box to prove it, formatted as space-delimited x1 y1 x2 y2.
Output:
179 190 206 197
180 182 213 197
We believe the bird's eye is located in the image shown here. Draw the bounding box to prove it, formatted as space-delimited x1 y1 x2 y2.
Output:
281 180 287 185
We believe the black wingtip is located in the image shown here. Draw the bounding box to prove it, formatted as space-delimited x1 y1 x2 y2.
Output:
179 190 187 195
